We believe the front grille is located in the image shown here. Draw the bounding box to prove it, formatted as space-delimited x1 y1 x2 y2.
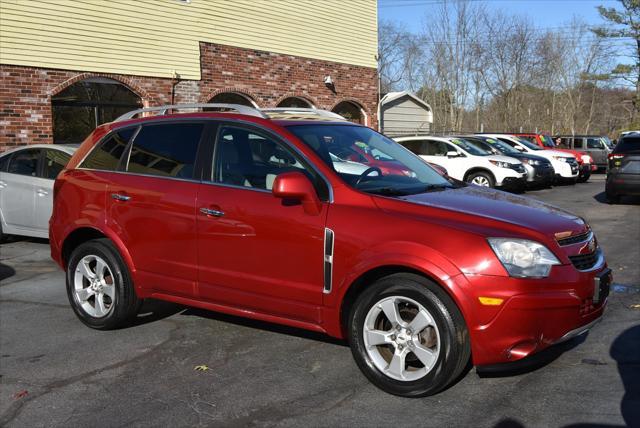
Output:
569 249 600 271
557 230 591 246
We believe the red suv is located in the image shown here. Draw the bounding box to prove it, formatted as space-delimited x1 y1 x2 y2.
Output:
515 133 595 182
50 105 610 397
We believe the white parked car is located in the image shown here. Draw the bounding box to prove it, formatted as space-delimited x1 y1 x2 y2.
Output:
394 136 526 189
480 134 579 182
0 144 78 239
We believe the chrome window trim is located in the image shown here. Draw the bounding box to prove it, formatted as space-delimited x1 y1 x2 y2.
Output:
557 230 593 247
73 168 203 184
199 180 272 195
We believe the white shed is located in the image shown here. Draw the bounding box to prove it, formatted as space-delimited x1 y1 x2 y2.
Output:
379 91 433 137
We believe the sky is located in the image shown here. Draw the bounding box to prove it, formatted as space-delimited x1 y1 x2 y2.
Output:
378 0 621 33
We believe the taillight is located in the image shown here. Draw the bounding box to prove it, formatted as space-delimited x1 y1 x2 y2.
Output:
608 154 624 160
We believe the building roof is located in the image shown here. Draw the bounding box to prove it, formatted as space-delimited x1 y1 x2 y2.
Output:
380 91 432 112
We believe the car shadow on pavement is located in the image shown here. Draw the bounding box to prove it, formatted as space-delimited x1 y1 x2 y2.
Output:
0 262 16 282
130 298 186 326
181 307 348 347
476 334 587 378
593 191 640 205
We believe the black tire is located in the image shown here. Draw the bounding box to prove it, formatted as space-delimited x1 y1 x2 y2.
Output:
348 273 470 397
466 171 495 188
66 238 141 330
577 173 590 183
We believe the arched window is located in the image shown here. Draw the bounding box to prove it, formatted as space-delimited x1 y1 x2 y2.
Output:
208 92 257 107
332 101 366 125
52 77 142 144
277 97 313 108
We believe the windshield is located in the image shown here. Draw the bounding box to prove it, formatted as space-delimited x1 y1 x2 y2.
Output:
540 135 555 148
515 137 542 151
449 138 490 156
471 137 520 155
601 137 613 149
286 124 456 196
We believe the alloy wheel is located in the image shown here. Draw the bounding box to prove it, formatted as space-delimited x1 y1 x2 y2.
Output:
363 295 441 381
73 255 115 318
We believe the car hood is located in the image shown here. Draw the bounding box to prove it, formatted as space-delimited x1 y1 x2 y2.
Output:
387 186 588 237
550 147 586 158
486 154 521 164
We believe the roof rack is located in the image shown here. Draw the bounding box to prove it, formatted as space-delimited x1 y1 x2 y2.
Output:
261 108 347 121
114 103 268 122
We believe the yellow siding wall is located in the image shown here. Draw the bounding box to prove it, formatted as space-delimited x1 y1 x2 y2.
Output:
0 0 378 80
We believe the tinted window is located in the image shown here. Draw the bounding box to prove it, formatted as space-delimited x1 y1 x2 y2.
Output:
426 140 450 156
573 138 585 149
127 123 203 179
81 128 136 171
7 149 40 177
614 137 640 153
43 150 72 180
214 126 309 191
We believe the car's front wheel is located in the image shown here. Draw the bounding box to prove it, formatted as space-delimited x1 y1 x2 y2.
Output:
66 238 141 330
466 171 494 188
348 273 470 397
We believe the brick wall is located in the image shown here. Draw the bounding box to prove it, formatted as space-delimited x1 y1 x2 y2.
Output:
0 42 378 152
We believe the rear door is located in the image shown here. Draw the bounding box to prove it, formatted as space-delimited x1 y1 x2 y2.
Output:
106 122 206 298
33 149 72 232
0 148 41 234
195 123 328 323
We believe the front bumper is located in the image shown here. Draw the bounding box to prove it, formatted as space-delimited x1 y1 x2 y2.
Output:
498 175 527 190
460 262 610 366
529 164 555 184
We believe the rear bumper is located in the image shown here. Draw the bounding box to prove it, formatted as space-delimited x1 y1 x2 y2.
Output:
606 173 640 195
459 262 610 366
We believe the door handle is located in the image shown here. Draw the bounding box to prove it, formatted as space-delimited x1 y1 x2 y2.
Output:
111 193 131 202
199 207 224 217
36 188 49 196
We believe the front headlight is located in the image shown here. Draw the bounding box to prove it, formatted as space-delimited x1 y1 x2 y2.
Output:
488 238 560 278
489 160 511 168
552 156 568 162
581 155 592 163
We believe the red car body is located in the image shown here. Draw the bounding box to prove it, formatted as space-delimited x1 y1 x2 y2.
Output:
50 113 608 368
516 133 597 175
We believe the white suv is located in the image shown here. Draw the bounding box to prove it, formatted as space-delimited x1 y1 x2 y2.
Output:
395 136 526 189
480 134 579 182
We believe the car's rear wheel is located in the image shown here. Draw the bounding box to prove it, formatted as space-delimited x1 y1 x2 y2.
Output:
348 273 470 397
466 171 494 188
66 238 141 330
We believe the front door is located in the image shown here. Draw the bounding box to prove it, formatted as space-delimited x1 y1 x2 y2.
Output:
106 122 204 298
196 124 328 323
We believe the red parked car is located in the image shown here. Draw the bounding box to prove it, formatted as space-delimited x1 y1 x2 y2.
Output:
515 133 595 182
50 105 610 397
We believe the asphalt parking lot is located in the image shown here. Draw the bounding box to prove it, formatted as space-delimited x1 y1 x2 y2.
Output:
1 175 639 428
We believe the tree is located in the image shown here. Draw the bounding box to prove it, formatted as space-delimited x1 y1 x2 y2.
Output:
593 0 640 117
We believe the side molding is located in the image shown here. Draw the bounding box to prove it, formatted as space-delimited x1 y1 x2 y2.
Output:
323 228 335 294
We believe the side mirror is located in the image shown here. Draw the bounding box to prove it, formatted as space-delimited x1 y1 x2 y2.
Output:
446 151 461 158
272 171 321 215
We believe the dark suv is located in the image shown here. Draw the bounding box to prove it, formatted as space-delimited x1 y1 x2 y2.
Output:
50 104 609 397
606 135 640 203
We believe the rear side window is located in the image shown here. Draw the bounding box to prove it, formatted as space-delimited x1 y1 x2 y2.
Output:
573 138 585 149
7 149 40 177
127 123 203 179
43 149 72 180
614 137 640 153
81 128 136 171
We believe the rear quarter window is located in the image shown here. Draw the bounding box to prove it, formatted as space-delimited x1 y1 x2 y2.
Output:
81 128 137 171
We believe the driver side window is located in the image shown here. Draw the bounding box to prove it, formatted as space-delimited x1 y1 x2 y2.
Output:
425 140 448 156
214 126 308 191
